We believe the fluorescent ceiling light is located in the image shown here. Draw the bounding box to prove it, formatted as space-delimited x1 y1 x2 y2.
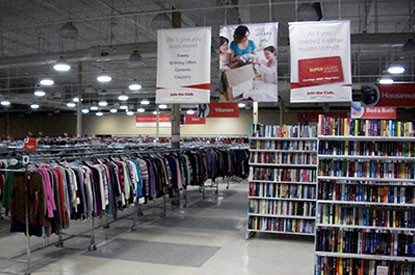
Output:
40 78 54 86
73 97 80 102
186 110 195 115
378 76 394 84
81 108 89 114
98 100 108 107
238 103 246 108
129 82 142 91
0 100 10 106
97 73 112 83
137 108 145 113
53 56 71 72
90 105 99 111
159 104 168 109
67 102 76 108
120 105 128 110
153 111 158 115
140 99 150 105
30 104 40 109
110 108 118 113
387 64 406 74
118 94 129 101
34 88 46 97
96 112 104 116
126 111 134 116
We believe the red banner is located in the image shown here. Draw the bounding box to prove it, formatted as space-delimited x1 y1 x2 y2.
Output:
184 114 206 125
361 83 415 107
24 137 37 151
351 102 397 119
297 112 347 123
198 103 239 118
136 114 171 128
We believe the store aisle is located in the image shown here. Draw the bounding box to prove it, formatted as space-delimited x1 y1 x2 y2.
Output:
0 180 314 275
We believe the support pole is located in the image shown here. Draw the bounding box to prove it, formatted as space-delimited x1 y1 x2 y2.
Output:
76 62 83 137
253 102 258 124
156 105 160 142
279 99 283 126
171 104 181 149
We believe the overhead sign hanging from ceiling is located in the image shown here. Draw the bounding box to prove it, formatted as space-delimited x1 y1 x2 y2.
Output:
289 20 352 103
156 27 211 104
219 22 279 102
361 83 415 107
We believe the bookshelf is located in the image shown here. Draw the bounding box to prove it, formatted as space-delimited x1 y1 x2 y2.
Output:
247 123 318 237
316 115 415 275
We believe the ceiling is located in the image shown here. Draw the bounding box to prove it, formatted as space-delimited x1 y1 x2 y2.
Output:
0 0 414 114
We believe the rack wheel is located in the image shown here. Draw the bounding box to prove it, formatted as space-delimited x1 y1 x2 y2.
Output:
88 244 97 251
137 212 144 217
55 242 64 248
103 224 110 229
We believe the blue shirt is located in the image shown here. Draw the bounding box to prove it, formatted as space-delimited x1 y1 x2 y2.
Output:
230 40 256 56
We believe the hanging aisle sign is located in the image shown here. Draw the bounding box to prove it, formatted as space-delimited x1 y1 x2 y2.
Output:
289 20 352 103
156 27 211 104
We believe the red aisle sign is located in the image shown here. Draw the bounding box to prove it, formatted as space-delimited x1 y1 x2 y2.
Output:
361 83 415 107
198 103 239 118
184 114 205 125
351 102 397 119
24 137 37 151
136 114 171 128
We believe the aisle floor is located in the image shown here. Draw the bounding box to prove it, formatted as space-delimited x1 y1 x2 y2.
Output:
0 180 314 275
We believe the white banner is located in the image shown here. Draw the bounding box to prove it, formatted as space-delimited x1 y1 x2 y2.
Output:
156 27 211 104
219 23 279 102
289 20 352 103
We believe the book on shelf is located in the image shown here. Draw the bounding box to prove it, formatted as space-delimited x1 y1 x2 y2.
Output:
318 115 415 137
250 167 317 183
248 216 315 234
249 151 317 165
250 123 317 138
250 182 316 199
248 199 315 217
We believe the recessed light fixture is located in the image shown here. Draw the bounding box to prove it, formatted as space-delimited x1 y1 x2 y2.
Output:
90 105 99 111
81 108 89 114
40 78 54 86
53 56 71 72
152 111 158 115
129 81 142 91
387 64 406 74
96 112 104 116
73 97 80 102
110 108 118 113
140 99 150 105
119 105 128 110
97 72 112 83
186 110 195 115
159 104 168 109
118 94 129 101
378 76 394 84
34 87 46 97
67 102 76 108
98 100 108 107
238 103 246 108
126 111 134 116
30 104 40 109
137 108 145 113
0 100 10 106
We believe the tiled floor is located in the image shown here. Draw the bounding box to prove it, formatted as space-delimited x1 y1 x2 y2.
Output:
0 180 315 275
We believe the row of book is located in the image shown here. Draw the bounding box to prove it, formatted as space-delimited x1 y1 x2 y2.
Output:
249 182 316 200
248 216 315 234
252 140 317 151
250 123 318 138
318 181 415 204
316 257 415 275
318 115 415 137
319 140 415 157
316 229 415 257
319 160 415 180
250 167 317 182
249 152 317 165
248 200 315 217
318 205 415 229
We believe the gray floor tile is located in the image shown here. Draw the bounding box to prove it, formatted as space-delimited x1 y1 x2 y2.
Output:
154 215 245 231
188 200 247 210
84 238 220 267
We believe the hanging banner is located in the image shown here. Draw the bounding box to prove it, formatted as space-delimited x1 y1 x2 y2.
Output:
184 114 206 125
289 20 352 103
156 27 211 104
23 137 37 151
351 102 397 119
219 23 279 102
197 103 239 118
136 114 171 128
361 83 415 107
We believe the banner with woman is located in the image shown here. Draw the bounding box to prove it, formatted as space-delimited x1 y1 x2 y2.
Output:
219 23 279 102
